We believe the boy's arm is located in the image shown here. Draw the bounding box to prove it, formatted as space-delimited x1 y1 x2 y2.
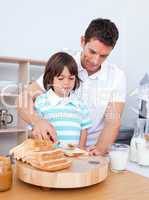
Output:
79 129 87 149
15 81 57 141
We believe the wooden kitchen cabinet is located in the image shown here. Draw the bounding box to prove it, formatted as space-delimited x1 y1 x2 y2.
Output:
0 56 46 143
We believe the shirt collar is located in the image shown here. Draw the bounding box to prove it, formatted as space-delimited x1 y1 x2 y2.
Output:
46 89 80 107
89 61 108 80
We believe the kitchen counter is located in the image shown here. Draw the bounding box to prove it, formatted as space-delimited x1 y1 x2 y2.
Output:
1 167 149 200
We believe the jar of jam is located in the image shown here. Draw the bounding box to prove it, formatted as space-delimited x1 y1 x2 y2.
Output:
0 156 12 192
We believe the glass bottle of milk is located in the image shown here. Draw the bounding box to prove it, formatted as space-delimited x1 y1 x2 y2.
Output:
145 119 149 141
136 131 146 164
130 119 146 162
137 119 149 166
130 128 138 162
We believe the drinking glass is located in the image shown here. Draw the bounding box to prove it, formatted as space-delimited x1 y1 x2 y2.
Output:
109 143 129 172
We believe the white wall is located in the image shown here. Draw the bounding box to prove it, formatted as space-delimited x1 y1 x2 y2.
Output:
0 0 124 59
121 0 149 126
0 0 149 153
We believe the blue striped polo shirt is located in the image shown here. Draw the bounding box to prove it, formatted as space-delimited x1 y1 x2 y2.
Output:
34 89 92 146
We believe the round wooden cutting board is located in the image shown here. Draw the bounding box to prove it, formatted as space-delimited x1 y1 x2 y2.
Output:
16 156 108 188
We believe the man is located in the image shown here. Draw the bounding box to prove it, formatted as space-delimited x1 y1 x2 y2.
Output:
16 18 126 155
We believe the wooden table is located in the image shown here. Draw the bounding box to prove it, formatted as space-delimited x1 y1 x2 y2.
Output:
1 168 149 200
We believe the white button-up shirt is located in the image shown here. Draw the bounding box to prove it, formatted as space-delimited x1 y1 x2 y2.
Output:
36 52 126 146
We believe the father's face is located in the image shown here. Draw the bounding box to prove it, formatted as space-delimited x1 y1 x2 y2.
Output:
81 37 113 75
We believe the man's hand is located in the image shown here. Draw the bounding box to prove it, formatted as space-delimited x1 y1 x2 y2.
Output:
32 119 57 142
87 145 104 156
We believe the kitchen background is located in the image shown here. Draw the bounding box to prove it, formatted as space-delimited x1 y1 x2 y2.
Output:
0 0 149 154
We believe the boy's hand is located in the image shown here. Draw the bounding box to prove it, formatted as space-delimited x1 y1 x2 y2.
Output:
31 119 57 142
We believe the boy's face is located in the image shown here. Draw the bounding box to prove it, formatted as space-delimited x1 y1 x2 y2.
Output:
53 66 76 97
80 37 113 75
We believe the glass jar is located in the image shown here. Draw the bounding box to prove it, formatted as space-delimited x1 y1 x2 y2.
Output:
0 156 12 192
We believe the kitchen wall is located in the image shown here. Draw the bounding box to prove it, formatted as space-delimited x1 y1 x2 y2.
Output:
0 0 124 59
0 0 149 154
121 0 149 127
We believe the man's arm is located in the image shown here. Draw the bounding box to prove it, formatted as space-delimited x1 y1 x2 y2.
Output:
89 102 124 155
16 81 57 141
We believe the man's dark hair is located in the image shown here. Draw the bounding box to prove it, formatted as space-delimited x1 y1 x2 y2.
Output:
43 52 80 91
84 18 119 47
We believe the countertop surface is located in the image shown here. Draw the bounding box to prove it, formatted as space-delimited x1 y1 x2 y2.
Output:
1 166 149 200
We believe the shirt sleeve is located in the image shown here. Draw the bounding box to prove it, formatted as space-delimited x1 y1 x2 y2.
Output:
36 74 45 91
109 70 127 102
80 103 92 130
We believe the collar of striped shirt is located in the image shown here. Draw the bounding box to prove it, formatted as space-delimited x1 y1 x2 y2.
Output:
46 89 81 107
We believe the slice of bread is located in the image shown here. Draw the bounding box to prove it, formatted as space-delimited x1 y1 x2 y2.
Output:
10 139 72 172
26 149 64 161
30 159 72 172
25 139 54 151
